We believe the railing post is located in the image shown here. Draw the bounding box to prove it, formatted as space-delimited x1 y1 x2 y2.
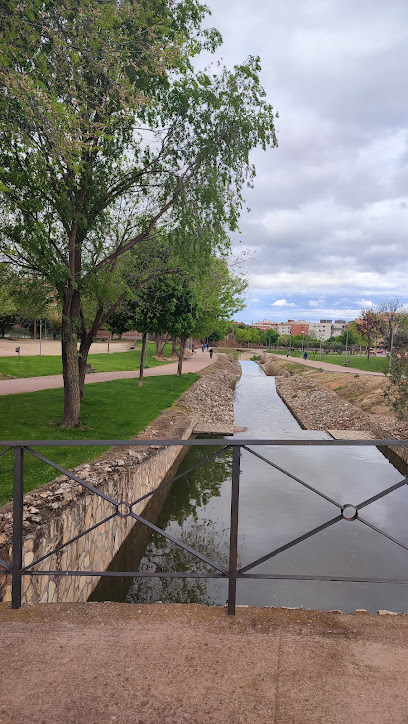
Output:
227 445 240 615
12 446 24 609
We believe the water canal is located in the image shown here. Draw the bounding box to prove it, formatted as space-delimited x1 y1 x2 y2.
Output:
91 361 408 612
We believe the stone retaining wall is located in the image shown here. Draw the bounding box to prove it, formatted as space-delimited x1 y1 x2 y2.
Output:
0 410 196 604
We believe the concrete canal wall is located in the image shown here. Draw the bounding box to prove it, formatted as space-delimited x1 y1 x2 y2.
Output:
0 411 197 604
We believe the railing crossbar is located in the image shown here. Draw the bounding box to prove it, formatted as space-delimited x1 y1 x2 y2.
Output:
24 446 119 508
130 445 231 508
1 438 408 447
23 570 227 579
358 515 408 553
238 515 343 574
22 513 117 573
242 445 342 509
0 556 11 572
356 477 408 511
128 509 228 575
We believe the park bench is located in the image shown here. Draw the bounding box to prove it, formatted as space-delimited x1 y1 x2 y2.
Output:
85 363 96 373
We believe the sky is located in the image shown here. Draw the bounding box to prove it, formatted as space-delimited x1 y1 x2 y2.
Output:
200 0 408 324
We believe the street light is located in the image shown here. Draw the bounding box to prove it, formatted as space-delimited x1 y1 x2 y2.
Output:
301 330 305 357
319 331 322 360
345 324 349 363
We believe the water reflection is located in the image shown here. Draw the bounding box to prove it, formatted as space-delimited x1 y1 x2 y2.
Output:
93 361 408 612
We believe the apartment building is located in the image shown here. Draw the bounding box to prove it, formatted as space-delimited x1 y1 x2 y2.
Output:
251 318 350 338
309 320 333 340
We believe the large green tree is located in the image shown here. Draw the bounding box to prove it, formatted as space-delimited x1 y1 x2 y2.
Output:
0 0 277 426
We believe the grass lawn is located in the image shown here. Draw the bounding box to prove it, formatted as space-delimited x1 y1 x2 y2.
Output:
0 343 172 379
0 373 198 505
272 350 387 373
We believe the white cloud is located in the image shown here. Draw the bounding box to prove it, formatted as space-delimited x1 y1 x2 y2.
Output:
308 300 319 307
271 298 296 307
358 298 375 307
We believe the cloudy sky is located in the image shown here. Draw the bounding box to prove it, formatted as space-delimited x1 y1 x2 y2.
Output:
202 0 408 323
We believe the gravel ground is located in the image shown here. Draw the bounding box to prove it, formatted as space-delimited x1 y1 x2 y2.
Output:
177 354 241 434
259 355 408 440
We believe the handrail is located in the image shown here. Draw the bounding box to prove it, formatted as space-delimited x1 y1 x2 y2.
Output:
0 437 408 614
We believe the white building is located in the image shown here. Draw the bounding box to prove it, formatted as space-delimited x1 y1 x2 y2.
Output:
308 320 333 340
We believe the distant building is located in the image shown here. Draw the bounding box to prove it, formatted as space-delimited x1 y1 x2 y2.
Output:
309 320 333 340
252 319 279 331
250 318 351 339
332 319 348 336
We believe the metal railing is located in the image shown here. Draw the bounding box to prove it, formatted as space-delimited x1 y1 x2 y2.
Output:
1 438 408 615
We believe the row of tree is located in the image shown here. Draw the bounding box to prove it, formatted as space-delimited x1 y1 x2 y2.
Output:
0 0 278 426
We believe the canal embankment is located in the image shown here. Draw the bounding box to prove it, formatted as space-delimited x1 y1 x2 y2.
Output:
259 353 408 466
0 355 241 604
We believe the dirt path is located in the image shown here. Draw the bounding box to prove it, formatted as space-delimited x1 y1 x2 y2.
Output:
1 602 408 724
0 352 217 396
0 339 134 357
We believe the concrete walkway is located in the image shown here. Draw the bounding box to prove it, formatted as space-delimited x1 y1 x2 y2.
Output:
0 352 217 396
1 602 408 724
269 352 384 376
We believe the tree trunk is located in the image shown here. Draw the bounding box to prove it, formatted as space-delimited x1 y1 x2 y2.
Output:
138 333 147 387
171 337 177 356
159 333 169 356
61 298 81 428
367 334 371 363
177 336 186 376
154 333 161 356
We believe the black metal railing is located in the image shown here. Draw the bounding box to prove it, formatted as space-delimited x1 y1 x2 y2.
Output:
1 438 408 615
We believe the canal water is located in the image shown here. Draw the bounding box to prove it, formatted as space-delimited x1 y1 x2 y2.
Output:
91 361 408 612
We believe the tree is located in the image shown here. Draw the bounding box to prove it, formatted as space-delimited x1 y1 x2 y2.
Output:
191 257 247 340
356 309 382 363
0 1 278 426
263 328 279 347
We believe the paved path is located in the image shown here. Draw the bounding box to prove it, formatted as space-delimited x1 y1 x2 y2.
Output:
0 352 217 396
1 602 408 724
269 352 384 376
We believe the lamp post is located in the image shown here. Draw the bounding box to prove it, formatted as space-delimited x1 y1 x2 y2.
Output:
345 324 349 363
319 331 322 360
301 330 304 357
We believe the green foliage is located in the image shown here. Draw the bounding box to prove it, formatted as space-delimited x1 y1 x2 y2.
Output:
0 373 198 504
0 1 277 423
262 328 279 345
385 355 408 420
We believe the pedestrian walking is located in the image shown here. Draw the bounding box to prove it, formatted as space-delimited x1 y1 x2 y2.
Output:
202 344 205 353
209 348 213 359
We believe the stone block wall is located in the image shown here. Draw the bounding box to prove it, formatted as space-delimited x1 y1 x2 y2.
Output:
0 411 196 604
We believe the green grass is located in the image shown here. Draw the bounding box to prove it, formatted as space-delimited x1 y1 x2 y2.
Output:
0 343 173 379
0 373 198 504
273 350 387 373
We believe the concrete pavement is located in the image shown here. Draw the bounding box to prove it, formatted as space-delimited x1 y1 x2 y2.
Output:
0 352 217 396
1 602 408 724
